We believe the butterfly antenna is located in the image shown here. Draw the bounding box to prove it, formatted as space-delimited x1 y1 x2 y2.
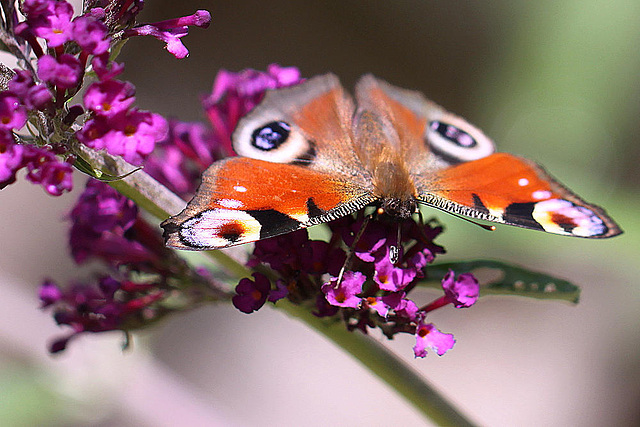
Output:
416 201 496 232
335 214 371 287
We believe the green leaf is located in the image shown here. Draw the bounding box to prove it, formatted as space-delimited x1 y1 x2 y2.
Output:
424 260 580 304
73 154 143 181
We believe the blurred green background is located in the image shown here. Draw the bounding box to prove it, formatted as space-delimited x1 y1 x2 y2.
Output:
1 1 638 426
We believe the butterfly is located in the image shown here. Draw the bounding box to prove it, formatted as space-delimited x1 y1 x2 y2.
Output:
161 74 622 250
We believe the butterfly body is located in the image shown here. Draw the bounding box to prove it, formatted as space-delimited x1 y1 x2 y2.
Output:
162 74 621 250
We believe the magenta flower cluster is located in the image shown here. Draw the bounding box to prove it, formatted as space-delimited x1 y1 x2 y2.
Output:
39 64 304 353
0 0 210 194
69 179 161 267
0 70 72 195
43 179 221 353
40 276 164 353
76 75 168 165
238 215 480 358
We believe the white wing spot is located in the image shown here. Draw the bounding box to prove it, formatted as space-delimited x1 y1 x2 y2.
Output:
532 190 551 200
218 198 244 209
233 185 247 193
518 178 529 186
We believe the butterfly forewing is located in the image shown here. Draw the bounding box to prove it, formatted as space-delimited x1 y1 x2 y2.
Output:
415 153 622 238
161 157 375 250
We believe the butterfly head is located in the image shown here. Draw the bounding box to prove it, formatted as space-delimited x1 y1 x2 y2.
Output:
378 197 418 220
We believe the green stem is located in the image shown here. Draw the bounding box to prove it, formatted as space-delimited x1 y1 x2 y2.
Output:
74 145 476 426
277 300 476 426
205 249 252 280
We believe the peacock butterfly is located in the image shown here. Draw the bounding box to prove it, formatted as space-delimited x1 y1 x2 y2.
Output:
161 74 622 250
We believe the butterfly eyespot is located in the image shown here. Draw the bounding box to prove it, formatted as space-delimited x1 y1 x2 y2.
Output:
425 114 494 164
234 116 314 164
429 121 477 148
251 121 291 151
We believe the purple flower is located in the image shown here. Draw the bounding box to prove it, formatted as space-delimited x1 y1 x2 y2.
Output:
37 54 82 89
22 0 56 17
314 293 340 317
0 135 24 187
39 279 62 307
70 180 137 236
27 85 53 110
24 152 73 196
69 180 160 266
406 248 434 272
40 275 164 353
123 10 211 59
301 240 346 277
373 251 417 291
321 271 365 308
85 7 106 20
382 292 420 321
144 144 195 196
8 69 53 110
207 64 301 104
249 229 313 273
423 271 480 313
27 0 74 47
442 271 480 308
0 137 73 195
232 273 271 314
268 280 289 303
7 70 36 98
235 179 456 357
98 276 121 299
0 93 28 130
83 80 136 117
365 296 390 318
72 15 110 55
332 216 389 262
91 53 125 81
77 109 168 165
413 321 455 358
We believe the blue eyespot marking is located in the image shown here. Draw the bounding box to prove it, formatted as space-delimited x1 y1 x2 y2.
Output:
429 121 477 148
251 121 291 151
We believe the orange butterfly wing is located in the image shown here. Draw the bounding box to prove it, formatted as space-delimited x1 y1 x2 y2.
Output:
161 157 374 250
416 153 622 238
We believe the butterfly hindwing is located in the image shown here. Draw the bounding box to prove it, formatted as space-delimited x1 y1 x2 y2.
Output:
359 75 496 170
231 74 364 176
161 157 375 250
415 153 622 238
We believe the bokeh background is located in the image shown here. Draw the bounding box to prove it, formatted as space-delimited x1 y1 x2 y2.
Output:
1 1 639 426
